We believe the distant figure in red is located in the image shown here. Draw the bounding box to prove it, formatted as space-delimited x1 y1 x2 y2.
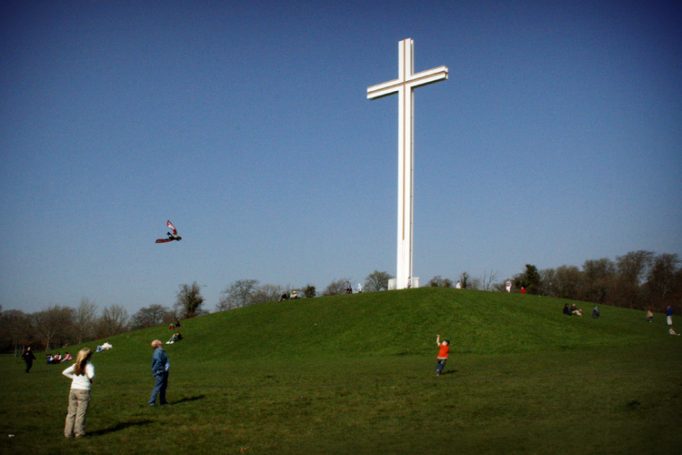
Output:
520 286 527 295
435 334 450 376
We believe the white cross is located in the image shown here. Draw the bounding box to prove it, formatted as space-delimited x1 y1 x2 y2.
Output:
367 38 448 290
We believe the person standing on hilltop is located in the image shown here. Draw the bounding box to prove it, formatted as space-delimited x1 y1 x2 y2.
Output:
435 334 451 376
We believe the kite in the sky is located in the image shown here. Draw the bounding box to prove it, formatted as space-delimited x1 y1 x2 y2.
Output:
155 220 182 243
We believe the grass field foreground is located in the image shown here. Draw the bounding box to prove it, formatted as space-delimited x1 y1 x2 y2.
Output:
1 288 680 454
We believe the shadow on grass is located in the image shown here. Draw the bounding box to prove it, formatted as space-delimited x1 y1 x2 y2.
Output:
171 395 206 405
88 419 153 436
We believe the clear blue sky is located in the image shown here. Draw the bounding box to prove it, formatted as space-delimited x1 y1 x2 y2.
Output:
2 1 680 314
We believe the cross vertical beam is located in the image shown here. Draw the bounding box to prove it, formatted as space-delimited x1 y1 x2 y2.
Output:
367 38 448 290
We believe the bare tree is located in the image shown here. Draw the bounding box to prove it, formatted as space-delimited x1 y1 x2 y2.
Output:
364 271 392 292
131 304 172 329
251 284 284 305
33 305 75 351
0 309 33 355
546 266 581 299
323 278 351 296
645 253 680 310
96 304 129 338
581 258 615 303
480 270 497 291
75 298 98 344
613 251 654 308
428 276 453 288
217 279 259 311
175 282 205 319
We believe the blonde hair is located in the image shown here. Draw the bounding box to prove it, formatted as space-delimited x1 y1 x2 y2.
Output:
151 339 163 349
73 348 92 376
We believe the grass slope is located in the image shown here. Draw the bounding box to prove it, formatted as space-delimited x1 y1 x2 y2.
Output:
2 289 681 454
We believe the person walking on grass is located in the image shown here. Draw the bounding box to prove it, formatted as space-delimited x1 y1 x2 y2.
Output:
21 346 36 373
62 348 95 438
435 334 451 376
666 305 681 336
149 339 170 406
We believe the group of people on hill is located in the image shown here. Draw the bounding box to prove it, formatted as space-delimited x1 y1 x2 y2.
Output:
166 320 184 344
639 304 679 335
561 302 680 335
46 352 73 364
562 303 585 317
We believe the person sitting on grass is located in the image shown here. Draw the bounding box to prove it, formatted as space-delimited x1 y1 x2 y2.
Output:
435 334 451 376
571 304 583 317
166 332 183 344
563 304 572 316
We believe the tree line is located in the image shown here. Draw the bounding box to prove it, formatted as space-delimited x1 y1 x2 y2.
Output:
426 251 680 314
509 251 681 312
2 251 678 354
0 272 394 354
0 283 206 355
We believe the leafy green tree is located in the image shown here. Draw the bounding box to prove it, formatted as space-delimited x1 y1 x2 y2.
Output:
514 264 541 294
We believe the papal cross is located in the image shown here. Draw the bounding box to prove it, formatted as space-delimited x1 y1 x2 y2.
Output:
367 38 448 290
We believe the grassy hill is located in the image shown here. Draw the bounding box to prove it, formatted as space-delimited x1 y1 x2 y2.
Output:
2 288 681 454
103 288 665 359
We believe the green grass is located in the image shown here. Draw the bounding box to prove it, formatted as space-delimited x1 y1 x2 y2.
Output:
1 288 681 454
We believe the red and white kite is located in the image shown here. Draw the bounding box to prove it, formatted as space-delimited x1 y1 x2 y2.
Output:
155 220 182 243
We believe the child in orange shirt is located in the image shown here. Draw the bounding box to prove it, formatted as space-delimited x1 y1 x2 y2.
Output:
435 334 450 376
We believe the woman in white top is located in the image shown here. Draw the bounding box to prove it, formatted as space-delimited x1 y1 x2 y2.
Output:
62 348 95 438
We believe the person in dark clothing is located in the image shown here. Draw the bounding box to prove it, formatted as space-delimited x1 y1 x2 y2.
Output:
22 346 36 373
